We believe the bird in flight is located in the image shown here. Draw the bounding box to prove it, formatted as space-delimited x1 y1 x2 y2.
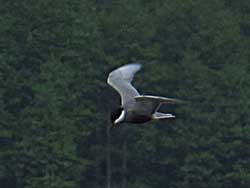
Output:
107 64 181 128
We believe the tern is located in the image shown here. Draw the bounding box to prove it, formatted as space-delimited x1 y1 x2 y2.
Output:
107 64 181 127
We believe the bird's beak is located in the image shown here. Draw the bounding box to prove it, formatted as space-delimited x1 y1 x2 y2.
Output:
111 123 116 129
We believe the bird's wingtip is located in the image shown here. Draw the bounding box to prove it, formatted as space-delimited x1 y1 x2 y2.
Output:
124 63 142 69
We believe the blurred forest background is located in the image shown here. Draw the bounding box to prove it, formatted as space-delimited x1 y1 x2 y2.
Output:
1 0 250 188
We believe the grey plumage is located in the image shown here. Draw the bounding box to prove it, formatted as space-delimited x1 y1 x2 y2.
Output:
107 63 181 126
107 64 141 109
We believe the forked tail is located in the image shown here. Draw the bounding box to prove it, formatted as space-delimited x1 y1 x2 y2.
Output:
152 112 175 119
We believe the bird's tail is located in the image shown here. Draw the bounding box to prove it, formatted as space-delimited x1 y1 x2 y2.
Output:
152 112 175 119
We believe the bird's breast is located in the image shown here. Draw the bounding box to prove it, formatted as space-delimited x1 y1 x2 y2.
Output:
126 111 152 124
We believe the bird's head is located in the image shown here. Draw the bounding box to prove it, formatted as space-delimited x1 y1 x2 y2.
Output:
110 107 125 127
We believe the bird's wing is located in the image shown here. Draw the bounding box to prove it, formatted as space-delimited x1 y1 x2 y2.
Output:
107 64 141 108
135 95 181 104
134 95 181 114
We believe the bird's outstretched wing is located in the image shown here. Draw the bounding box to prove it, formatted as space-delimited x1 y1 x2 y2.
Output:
107 64 141 108
135 95 181 104
134 95 182 114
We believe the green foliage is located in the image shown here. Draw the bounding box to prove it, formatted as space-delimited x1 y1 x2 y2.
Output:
1 0 250 188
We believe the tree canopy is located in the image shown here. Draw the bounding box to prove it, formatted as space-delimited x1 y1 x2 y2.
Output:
1 0 250 188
